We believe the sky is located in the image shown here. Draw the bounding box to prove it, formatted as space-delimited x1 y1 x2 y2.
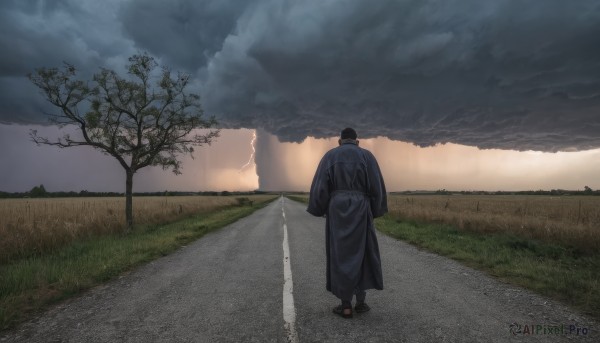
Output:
1 0 600 192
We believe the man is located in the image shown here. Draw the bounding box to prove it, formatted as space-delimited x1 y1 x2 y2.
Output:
307 128 388 319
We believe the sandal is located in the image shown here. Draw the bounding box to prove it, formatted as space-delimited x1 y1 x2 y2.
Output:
354 302 371 313
332 305 353 318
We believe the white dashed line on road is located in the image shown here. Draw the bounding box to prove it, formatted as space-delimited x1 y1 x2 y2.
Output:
282 197 299 343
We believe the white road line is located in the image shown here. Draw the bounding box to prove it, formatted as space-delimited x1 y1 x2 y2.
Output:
282 197 299 343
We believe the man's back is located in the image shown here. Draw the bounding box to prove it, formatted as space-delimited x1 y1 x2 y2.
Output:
308 141 387 218
322 143 371 193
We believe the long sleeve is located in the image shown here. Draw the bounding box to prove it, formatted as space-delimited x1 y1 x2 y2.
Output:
366 151 388 218
307 156 331 217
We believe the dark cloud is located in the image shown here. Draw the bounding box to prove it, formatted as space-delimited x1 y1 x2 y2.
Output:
119 0 249 70
202 0 600 151
1 0 600 151
0 0 134 123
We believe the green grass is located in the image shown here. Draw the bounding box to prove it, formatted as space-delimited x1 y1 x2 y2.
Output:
375 215 600 320
0 196 277 331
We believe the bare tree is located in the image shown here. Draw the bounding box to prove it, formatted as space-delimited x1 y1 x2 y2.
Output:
28 53 219 231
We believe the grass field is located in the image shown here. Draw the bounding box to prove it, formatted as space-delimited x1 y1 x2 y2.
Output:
0 194 278 331
388 194 600 253
286 194 600 319
0 195 272 263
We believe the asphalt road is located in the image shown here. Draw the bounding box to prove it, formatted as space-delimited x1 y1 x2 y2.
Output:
1 197 596 342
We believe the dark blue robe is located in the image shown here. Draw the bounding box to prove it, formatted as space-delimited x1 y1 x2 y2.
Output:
307 140 387 301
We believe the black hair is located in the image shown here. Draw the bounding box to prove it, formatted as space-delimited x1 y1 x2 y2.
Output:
340 127 357 140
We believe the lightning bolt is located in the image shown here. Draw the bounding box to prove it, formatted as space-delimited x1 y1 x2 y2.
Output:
239 130 256 172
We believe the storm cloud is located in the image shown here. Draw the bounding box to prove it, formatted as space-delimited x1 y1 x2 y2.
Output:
2 0 600 151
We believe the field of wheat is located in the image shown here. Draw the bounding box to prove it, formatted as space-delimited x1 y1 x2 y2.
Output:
388 194 600 253
0 195 275 263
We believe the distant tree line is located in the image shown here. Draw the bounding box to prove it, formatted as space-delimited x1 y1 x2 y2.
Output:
393 186 600 196
0 184 268 199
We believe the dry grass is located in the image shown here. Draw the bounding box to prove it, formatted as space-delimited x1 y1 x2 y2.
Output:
388 195 600 253
0 195 275 263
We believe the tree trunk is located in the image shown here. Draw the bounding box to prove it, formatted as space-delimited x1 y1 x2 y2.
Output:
125 170 134 232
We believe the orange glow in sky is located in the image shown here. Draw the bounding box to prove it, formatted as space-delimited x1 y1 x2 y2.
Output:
1 125 599 192
254 131 600 191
